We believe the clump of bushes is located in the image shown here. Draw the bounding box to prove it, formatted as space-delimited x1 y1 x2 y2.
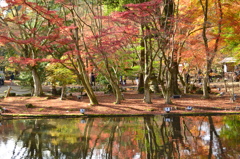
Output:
25 103 34 108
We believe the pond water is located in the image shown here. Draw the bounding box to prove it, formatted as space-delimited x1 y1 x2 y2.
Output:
0 114 240 159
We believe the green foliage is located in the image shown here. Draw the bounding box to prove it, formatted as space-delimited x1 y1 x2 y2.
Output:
25 103 34 108
96 73 109 85
220 115 240 146
38 62 48 84
221 27 240 57
45 63 76 86
18 71 34 87
102 0 148 15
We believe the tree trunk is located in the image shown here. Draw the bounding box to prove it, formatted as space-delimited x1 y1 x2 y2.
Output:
79 72 99 105
137 73 144 94
179 72 188 94
32 67 43 96
183 79 188 94
171 61 181 95
200 0 210 99
60 85 66 100
76 58 99 105
149 75 160 93
165 90 172 104
202 63 210 98
164 71 172 104
111 82 123 104
144 75 152 104
70 9 99 106
138 38 145 94
5 86 11 98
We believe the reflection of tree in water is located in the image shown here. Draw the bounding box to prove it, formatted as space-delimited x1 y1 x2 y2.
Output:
12 119 50 158
208 116 225 159
11 119 82 158
141 115 229 159
220 115 240 158
6 115 240 158
143 116 162 158
179 115 227 158
77 117 138 158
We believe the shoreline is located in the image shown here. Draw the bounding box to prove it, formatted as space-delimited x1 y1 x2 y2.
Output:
2 110 240 119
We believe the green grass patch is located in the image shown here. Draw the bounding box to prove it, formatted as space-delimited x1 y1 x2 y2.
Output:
39 108 44 112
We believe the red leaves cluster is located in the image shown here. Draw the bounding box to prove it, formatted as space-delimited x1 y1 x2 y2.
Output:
8 57 62 66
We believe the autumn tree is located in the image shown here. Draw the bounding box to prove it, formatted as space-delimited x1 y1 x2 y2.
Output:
111 0 189 104
86 25 134 104
0 0 62 96
0 0 100 105
102 0 151 97
52 0 135 104
45 63 76 100
45 0 100 105
220 0 240 58
107 0 166 103
198 0 223 98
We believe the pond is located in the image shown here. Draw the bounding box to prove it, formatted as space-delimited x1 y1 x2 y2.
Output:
0 114 240 159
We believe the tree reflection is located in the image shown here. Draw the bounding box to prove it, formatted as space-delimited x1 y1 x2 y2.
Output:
220 115 240 158
208 115 225 159
0 115 240 158
12 119 50 158
10 119 83 158
143 116 160 158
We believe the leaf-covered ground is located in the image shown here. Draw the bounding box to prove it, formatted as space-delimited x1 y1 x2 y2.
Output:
1 82 240 117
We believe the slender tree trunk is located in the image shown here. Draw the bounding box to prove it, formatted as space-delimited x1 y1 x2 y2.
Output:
200 0 211 99
75 61 98 105
111 81 123 104
143 48 153 104
32 67 43 96
70 8 99 106
164 71 173 104
144 116 160 158
138 73 144 94
144 75 152 103
203 63 210 98
60 85 66 100
77 70 99 105
171 61 181 95
138 39 145 94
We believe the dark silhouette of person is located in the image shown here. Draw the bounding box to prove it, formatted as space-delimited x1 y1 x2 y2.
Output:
91 73 95 86
10 74 15 85
0 77 3 86
119 76 123 85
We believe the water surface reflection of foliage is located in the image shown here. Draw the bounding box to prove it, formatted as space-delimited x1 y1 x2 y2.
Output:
0 115 240 158
220 115 240 157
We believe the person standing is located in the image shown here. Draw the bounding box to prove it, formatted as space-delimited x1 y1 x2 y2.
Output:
123 76 127 85
135 76 139 86
10 74 15 85
119 76 123 85
90 72 96 86
0 77 3 86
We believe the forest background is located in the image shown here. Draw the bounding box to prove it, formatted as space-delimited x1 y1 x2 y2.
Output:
0 0 239 107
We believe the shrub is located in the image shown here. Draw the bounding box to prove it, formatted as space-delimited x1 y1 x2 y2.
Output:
25 104 34 108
